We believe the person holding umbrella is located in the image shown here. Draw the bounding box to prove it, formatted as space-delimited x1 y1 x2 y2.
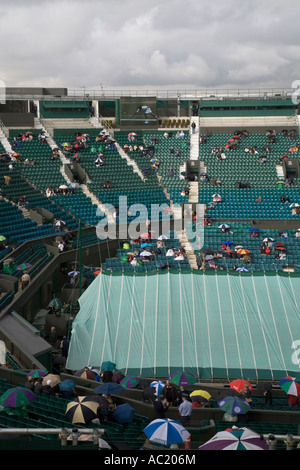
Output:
153 394 169 420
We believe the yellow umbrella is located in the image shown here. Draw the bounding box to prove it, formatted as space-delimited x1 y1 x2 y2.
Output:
190 390 211 402
65 396 99 424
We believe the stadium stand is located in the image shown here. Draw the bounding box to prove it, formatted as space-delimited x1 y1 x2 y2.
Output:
0 89 300 451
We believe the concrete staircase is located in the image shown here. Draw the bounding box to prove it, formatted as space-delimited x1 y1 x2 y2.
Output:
190 116 199 161
80 184 115 225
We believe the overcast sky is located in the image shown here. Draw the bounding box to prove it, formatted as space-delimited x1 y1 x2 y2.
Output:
0 0 299 91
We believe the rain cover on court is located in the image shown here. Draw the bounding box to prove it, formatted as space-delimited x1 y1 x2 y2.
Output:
66 269 300 380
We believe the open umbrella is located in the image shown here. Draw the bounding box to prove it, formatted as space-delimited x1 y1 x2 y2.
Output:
48 297 63 309
74 368 96 380
26 369 48 379
0 387 36 408
120 376 139 389
198 427 268 450
0 235 6 241
237 249 250 255
218 224 229 229
143 418 190 446
230 379 253 393
65 396 99 424
42 374 61 387
94 382 124 395
113 403 135 424
17 263 31 271
150 380 166 396
236 267 249 272
59 380 76 392
168 371 197 387
280 376 300 396
101 361 116 371
218 396 251 415
190 390 211 403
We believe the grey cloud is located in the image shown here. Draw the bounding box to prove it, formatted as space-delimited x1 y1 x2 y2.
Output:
0 0 299 89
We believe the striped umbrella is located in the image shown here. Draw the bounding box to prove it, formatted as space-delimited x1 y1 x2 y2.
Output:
168 371 197 387
199 427 268 450
218 396 251 415
26 369 48 379
150 380 166 396
120 376 139 389
280 376 300 396
74 368 96 380
143 418 190 446
65 396 99 424
0 387 36 408
190 390 211 403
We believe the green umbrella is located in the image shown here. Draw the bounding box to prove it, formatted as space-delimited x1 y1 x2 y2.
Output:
0 387 36 408
168 371 197 387
120 376 140 389
217 396 251 415
0 235 6 241
48 297 63 309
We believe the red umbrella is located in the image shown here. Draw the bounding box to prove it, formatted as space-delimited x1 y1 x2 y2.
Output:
230 379 253 393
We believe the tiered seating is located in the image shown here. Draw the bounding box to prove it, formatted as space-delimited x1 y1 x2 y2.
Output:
199 130 300 219
116 131 191 205
50 191 104 227
102 231 190 271
54 130 169 222
0 198 54 245
8 129 68 192
198 221 300 271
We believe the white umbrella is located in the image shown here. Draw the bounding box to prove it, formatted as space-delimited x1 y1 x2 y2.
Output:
150 380 165 396
98 438 112 449
140 250 152 257
143 419 190 446
158 235 168 240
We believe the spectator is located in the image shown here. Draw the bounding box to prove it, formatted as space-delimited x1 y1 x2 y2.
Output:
178 394 193 426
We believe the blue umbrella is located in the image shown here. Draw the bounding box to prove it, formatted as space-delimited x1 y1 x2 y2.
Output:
101 361 116 371
113 403 135 424
236 267 249 272
141 243 152 248
150 380 165 396
223 241 233 245
94 382 124 395
143 419 190 446
59 380 76 391
249 228 260 232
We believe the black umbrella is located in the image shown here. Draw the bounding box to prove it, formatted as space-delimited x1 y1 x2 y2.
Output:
217 389 240 400
256 382 273 391
142 387 156 401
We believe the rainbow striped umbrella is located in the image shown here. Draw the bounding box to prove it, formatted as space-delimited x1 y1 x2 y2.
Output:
280 376 300 396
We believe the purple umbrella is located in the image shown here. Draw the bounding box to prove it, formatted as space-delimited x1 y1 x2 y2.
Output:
0 387 36 408
199 426 269 450
168 371 197 386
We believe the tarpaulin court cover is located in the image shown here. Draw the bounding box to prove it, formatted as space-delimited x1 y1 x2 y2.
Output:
66 269 300 380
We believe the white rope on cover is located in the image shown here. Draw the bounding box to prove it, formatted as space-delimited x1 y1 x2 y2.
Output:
251 272 274 381
99 270 113 369
226 272 243 378
191 270 199 379
113 271 124 364
203 271 213 379
125 273 136 375
215 272 229 379
238 273 258 381
139 271 148 376
88 269 103 366
263 269 288 375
